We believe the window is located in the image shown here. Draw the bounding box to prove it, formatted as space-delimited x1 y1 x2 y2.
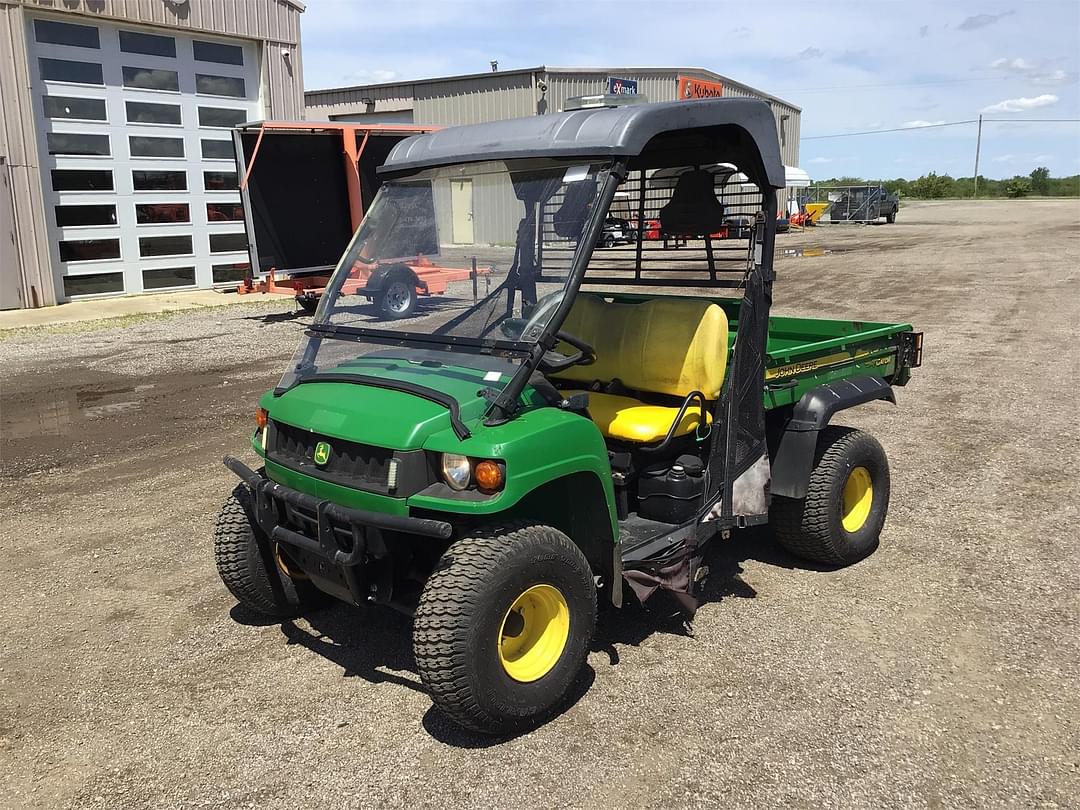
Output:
47 133 110 156
198 107 246 128
201 139 234 160
193 40 243 66
43 95 106 121
212 262 251 284
34 19 99 49
126 101 181 125
136 203 190 224
195 74 246 98
132 170 186 191
59 238 121 262
143 267 195 289
122 66 179 92
210 233 247 253
54 204 116 227
206 202 244 222
51 169 113 191
118 30 176 58
63 272 124 296
129 136 184 158
139 235 192 257
203 171 238 191
39 57 103 85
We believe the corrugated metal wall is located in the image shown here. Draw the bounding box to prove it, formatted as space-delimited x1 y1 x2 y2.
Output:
415 72 536 126
1 0 304 306
306 82 416 121
0 2 54 305
14 0 301 42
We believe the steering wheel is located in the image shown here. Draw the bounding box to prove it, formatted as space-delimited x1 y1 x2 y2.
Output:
503 290 595 372
540 330 596 373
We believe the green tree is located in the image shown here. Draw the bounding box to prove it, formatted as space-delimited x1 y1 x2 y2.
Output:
908 172 952 199
1029 166 1050 195
1005 176 1032 198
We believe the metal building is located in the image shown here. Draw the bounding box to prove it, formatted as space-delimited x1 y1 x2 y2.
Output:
305 66 802 175
0 0 305 308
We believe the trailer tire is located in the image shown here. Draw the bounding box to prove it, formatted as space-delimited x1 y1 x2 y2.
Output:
296 296 318 314
414 523 596 735
377 273 418 320
213 483 315 618
770 426 890 566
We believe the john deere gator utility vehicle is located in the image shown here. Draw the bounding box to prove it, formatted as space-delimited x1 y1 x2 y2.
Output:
214 98 923 734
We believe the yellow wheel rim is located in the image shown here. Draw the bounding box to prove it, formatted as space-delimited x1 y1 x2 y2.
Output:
841 466 874 533
498 584 570 683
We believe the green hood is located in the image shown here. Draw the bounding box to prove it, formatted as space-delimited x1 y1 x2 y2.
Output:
264 357 509 450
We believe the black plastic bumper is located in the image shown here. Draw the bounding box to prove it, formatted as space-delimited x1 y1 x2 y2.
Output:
223 456 452 569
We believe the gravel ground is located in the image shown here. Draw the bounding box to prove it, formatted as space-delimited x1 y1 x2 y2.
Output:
1 200 1078 809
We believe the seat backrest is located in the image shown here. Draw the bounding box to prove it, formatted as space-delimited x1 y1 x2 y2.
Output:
557 295 729 399
658 169 726 236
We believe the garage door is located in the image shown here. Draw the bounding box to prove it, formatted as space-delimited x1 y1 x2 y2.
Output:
28 15 263 300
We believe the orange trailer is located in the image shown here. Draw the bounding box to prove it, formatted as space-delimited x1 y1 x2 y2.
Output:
231 121 483 317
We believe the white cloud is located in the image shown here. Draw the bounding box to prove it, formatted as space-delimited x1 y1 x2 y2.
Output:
808 157 833 164
991 57 1035 70
797 47 824 60
988 57 1074 85
980 94 1059 113
1032 154 1053 163
902 120 946 127
991 154 1015 162
339 68 399 85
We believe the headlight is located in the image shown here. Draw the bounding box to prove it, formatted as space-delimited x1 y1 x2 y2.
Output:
440 453 471 491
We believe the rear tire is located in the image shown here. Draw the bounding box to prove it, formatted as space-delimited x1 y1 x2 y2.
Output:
213 483 315 618
770 426 890 566
414 524 596 735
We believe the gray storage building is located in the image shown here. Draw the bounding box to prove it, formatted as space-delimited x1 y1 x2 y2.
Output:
0 0 305 308
305 66 801 173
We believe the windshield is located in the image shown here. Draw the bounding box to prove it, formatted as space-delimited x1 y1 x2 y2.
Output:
278 159 612 393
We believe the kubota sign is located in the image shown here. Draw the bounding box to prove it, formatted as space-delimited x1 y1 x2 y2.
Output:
677 75 724 99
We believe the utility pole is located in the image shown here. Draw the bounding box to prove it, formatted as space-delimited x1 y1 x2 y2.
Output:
972 114 983 198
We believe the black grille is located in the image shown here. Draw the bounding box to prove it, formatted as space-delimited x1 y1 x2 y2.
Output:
268 420 392 491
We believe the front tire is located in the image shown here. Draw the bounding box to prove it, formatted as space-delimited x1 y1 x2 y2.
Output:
886 210 896 224
213 483 314 617
414 524 596 735
770 426 890 565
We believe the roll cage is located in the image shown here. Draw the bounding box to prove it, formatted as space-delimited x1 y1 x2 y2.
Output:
370 97 785 531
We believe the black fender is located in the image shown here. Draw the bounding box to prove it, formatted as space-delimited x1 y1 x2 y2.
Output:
363 263 425 299
770 376 895 499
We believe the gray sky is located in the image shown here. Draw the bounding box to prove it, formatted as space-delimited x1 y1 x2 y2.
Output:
300 0 1080 180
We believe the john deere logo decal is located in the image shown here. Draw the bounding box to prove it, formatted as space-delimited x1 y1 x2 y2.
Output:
313 441 331 466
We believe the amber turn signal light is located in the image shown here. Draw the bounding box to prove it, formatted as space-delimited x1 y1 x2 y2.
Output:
474 460 505 493
255 407 268 429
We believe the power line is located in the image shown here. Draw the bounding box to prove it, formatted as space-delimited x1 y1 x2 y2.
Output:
804 120 977 139
803 117 1080 140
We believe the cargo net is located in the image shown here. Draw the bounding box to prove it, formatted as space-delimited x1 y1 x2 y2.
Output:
536 166 765 291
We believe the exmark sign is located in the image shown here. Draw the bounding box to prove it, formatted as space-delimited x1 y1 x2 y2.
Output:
607 77 638 95
677 75 724 99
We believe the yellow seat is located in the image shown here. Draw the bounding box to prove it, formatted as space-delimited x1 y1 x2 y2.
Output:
555 295 729 443
563 390 712 443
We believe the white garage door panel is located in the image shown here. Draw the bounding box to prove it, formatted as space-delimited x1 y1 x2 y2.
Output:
29 14 262 300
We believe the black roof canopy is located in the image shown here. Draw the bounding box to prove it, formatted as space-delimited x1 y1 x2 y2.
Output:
379 98 785 190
